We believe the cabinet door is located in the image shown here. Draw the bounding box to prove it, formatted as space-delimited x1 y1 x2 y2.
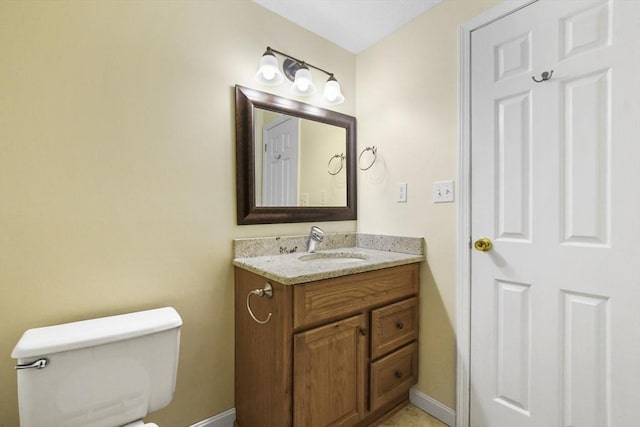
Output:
293 314 366 427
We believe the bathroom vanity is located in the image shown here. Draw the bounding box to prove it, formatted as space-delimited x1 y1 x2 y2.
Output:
233 234 423 427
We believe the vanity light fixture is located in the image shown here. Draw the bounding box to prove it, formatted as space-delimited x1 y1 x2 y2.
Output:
255 47 345 105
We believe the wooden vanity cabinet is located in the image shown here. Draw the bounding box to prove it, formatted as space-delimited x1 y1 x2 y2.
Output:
234 263 420 427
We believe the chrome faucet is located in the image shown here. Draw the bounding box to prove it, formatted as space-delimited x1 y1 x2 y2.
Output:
307 226 325 253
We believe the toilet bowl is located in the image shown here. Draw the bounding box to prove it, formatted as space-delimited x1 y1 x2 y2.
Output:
12 307 182 427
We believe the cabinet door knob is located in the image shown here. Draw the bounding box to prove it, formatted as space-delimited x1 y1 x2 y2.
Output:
395 371 403 379
359 328 368 336
396 321 404 330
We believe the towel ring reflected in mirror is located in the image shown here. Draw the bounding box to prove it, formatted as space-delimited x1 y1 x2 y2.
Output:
359 146 377 171
328 153 345 175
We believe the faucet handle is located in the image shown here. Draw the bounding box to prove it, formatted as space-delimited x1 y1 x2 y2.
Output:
310 226 325 241
307 226 325 253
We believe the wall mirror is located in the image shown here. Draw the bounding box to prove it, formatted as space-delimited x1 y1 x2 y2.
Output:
235 85 357 225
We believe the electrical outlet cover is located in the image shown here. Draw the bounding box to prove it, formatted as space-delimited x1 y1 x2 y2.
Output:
397 183 408 202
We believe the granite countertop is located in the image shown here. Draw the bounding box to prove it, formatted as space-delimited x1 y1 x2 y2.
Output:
232 233 424 285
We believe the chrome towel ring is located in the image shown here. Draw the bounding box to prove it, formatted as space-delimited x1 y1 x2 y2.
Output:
246 282 273 324
328 153 345 175
359 146 377 171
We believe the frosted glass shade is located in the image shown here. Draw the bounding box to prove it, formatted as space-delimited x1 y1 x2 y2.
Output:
290 66 316 96
255 52 284 85
323 78 345 105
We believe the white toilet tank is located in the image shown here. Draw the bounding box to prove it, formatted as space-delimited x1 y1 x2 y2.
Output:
12 307 182 427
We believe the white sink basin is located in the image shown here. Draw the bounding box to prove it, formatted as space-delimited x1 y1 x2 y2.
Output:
297 252 369 264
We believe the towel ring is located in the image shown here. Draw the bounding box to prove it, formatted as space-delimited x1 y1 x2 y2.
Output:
246 282 273 324
359 146 377 171
328 153 345 175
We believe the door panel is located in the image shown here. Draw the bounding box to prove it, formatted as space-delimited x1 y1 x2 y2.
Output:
561 291 609 427
560 69 611 246
495 32 532 82
560 1 611 59
494 280 531 416
496 91 532 241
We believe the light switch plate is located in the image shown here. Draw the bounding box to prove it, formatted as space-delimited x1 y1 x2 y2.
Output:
433 180 454 203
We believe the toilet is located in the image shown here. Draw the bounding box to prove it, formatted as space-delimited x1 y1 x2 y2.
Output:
11 307 182 427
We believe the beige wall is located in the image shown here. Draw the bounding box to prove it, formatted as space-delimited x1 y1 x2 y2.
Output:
0 1 355 425
356 0 501 408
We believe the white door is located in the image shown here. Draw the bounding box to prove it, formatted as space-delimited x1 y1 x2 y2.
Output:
470 1 640 426
262 116 299 206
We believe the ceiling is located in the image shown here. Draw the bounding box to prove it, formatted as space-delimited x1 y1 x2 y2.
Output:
252 0 442 54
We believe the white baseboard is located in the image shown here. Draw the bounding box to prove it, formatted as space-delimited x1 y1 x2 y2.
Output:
190 390 454 427
410 388 456 427
190 408 236 427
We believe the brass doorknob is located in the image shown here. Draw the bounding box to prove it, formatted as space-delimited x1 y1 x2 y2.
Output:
474 237 493 252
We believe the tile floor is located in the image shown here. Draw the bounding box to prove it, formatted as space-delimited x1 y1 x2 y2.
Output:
378 404 448 427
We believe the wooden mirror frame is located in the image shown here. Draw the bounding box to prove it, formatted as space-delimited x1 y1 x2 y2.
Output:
235 85 357 225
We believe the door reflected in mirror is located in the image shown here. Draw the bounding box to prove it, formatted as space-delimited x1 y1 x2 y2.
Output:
254 109 347 207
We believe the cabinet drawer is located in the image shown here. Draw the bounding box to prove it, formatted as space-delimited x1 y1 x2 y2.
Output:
369 342 418 411
371 297 418 359
293 264 419 329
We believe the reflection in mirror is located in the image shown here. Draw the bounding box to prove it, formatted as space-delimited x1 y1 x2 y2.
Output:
235 85 356 225
254 109 347 207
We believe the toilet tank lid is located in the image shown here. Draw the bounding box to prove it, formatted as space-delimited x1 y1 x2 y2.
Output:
12 307 182 359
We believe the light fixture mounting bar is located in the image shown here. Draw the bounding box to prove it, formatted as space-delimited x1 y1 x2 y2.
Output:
266 46 335 78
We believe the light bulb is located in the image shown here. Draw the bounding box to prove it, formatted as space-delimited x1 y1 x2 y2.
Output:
325 86 338 102
263 68 275 80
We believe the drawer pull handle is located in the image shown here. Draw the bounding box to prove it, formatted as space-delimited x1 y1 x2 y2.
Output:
359 328 368 336
396 321 404 330
395 371 403 379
